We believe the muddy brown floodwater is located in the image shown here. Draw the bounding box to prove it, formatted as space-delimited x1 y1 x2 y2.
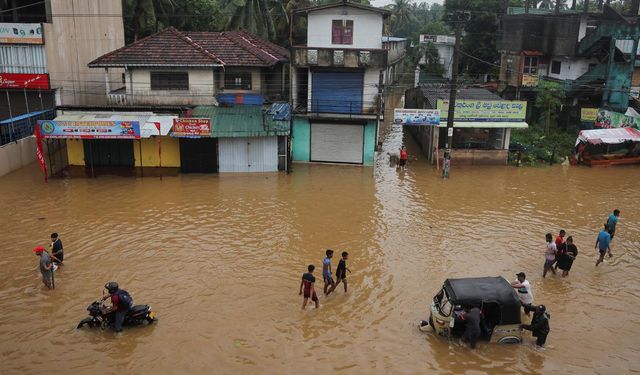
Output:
1 118 639 374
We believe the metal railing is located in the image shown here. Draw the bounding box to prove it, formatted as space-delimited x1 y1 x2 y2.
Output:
0 109 55 146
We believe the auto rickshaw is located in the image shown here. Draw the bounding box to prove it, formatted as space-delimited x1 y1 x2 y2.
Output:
421 276 523 344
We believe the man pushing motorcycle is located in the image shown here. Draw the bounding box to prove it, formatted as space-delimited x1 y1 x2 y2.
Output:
101 282 133 333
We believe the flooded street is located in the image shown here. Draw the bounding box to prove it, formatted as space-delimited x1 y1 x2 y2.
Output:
1 115 640 374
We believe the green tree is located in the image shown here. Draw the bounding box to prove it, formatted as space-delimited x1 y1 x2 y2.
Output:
535 80 565 135
225 0 276 40
122 0 176 43
420 42 445 76
537 0 554 8
389 0 418 36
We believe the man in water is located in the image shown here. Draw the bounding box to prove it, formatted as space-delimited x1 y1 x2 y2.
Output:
552 230 566 270
595 224 612 266
606 209 620 244
101 282 132 333
323 249 335 295
329 251 351 294
521 305 550 348
511 272 534 315
462 307 481 349
399 145 408 171
299 265 319 309
50 232 64 265
33 246 53 289
543 233 557 278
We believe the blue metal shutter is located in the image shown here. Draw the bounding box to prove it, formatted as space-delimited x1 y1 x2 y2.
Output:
311 71 363 114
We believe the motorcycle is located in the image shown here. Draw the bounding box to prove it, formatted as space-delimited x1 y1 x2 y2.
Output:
77 299 157 330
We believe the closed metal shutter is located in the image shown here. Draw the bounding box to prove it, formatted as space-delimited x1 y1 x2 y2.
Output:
218 137 278 172
310 123 364 164
311 71 363 114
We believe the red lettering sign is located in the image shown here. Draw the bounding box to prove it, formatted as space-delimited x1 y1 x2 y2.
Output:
171 118 211 138
0 73 50 89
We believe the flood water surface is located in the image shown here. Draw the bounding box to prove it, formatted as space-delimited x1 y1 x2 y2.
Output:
1 125 639 374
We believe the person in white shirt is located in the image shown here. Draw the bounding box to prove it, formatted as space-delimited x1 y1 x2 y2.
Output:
511 272 534 315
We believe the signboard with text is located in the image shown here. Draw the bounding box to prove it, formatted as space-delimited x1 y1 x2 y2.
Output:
580 108 597 122
436 100 527 122
38 120 141 139
0 73 49 89
521 74 539 87
393 109 440 126
0 23 43 44
594 109 640 129
171 118 212 137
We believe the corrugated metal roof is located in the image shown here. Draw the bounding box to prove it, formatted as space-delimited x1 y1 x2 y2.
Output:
192 105 289 138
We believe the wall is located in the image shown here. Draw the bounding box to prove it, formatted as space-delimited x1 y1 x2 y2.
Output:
437 148 509 165
134 137 180 167
363 68 381 113
125 69 216 106
385 40 406 64
307 7 383 49
545 57 600 81
436 43 454 79
218 68 262 93
291 117 376 165
0 135 36 176
44 0 125 106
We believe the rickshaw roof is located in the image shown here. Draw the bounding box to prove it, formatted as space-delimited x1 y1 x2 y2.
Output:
443 277 521 324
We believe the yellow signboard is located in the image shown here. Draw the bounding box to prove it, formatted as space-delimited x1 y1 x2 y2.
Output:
436 100 527 121
521 74 539 87
581 108 597 122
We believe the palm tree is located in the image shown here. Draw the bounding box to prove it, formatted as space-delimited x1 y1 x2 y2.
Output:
390 0 417 36
537 0 555 8
225 0 276 40
123 0 176 42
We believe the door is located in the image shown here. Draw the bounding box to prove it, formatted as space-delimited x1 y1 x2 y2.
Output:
218 137 278 172
310 123 364 164
311 71 363 114
179 138 218 173
83 139 134 166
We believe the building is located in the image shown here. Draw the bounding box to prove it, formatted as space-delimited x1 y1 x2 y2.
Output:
40 27 290 176
419 34 456 80
498 5 640 118
0 0 124 177
290 0 392 165
405 85 528 165
382 36 407 85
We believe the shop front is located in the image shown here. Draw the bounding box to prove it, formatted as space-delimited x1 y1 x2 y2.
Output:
170 118 217 173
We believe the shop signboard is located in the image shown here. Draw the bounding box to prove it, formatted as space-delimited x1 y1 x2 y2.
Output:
0 73 49 89
594 109 640 129
171 118 212 137
37 120 141 139
393 109 440 126
0 23 43 44
521 74 539 87
580 108 597 122
437 100 527 122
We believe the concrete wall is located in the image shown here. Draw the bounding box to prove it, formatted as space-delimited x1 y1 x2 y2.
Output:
363 68 381 113
0 135 36 176
125 69 216 106
45 0 125 106
385 40 406 64
307 7 383 49
545 57 600 81
437 148 509 165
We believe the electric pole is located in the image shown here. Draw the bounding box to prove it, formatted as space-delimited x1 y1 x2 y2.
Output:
443 10 470 179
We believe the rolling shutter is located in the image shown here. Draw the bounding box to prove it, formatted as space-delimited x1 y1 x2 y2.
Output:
311 71 363 114
310 123 364 164
218 137 278 172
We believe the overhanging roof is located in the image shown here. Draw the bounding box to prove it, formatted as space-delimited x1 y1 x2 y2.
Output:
192 105 289 137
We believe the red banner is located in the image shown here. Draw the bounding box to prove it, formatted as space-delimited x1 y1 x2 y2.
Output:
0 73 50 89
33 124 48 183
171 118 211 138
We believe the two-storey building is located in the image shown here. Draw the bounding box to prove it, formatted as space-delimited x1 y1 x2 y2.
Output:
290 0 391 165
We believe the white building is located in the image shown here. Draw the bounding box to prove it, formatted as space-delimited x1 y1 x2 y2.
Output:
419 34 456 79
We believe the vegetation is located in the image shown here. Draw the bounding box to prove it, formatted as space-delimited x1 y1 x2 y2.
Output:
510 127 576 166
534 80 566 135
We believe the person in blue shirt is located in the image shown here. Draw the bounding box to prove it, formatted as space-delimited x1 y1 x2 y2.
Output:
322 249 335 295
595 224 612 266
606 209 620 240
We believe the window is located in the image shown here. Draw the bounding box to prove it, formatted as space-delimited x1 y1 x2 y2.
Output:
150 71 189 90
224 70 252 90
523 56 538 74
332 20 353 45
551 60 562 74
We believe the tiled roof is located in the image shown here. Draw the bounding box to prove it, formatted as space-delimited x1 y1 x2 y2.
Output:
89 27 289 68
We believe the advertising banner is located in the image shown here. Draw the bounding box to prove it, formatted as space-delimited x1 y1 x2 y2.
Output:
437 100 527 122
393 109 440 126
0 73 49 89
38 120 141 139
521 74 539 87
594 109 640 130
0 23 43 44
580 108 597 122
171 118 212 137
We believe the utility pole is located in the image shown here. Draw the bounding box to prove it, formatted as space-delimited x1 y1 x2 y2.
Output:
443 10 470 179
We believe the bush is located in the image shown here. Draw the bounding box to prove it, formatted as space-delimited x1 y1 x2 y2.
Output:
509 127 576 166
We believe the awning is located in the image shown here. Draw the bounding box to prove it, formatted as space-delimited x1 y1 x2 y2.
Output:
140 115 177 138
192 105 289 138
438 121 528 129
576 127 640 146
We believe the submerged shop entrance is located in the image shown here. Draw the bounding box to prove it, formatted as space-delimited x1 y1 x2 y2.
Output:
83 139 135 176
179 138 218 173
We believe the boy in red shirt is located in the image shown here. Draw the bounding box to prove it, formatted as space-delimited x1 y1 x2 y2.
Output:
299 265 319 309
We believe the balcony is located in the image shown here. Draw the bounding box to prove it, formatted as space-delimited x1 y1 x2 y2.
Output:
107 87 217 107
292 46 387 69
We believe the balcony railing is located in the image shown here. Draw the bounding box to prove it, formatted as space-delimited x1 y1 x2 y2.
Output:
292 46 387 69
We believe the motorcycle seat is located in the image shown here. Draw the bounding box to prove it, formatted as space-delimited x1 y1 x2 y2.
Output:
129 304 149 314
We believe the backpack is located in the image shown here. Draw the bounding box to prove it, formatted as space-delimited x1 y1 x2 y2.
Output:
118 289 133 310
